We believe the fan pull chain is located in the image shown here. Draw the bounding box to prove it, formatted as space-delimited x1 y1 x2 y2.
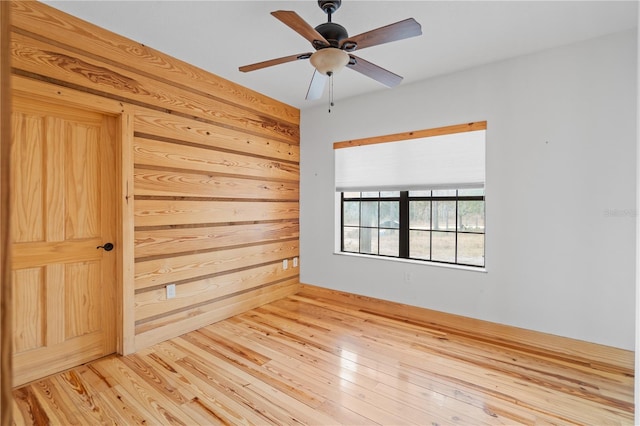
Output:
328 72 334 113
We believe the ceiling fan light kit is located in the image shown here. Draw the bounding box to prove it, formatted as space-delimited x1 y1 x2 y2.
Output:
309 48 350 76
239 0 422 104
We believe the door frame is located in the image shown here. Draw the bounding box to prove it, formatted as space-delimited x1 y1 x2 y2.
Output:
1 1 12 421
11 75 135 356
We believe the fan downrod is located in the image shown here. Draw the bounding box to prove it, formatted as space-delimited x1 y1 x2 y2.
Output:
315 0 346 49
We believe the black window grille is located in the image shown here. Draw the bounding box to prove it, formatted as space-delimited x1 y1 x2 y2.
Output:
341 189 485 267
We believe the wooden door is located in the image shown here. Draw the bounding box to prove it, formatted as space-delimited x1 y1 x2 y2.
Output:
10 94 117 386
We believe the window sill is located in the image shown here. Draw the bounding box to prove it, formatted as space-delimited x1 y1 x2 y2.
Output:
333 251 487 273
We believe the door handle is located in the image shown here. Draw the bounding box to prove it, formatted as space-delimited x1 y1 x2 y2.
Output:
97 242 114 251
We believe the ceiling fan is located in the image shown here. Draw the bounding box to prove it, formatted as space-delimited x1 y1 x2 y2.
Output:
239 0 422 101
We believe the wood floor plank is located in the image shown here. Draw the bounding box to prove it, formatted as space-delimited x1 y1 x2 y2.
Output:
174 352 294 425
177 333 329 414
267 295 635 423
50 371 123 424
98 385 164 425
150 341 277 425
90 356 196 425
177 397 234 426
12 386 52 425
120 354 193 406
295 287 634 375
235 310 521 425
25 378 86 425
11 286 634 425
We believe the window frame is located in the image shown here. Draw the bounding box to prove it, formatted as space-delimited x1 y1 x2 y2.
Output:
341 189 485 268
334 121 487 270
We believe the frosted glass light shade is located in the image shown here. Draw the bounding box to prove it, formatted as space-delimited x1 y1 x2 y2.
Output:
310 48 349 75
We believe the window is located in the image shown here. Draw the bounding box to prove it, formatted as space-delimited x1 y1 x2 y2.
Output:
335 121 486 269
342 191 401 256
341 189 485 267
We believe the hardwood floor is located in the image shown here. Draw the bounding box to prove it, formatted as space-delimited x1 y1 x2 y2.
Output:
12 285 635 425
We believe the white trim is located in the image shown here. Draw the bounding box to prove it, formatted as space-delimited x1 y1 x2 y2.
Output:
334 251 487 273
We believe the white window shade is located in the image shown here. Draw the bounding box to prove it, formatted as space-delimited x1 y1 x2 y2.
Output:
335 130 485 192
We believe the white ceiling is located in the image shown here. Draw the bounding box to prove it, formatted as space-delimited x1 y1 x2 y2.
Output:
44 1 638 110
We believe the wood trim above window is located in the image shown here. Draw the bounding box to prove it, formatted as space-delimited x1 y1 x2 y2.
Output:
333 121 487 150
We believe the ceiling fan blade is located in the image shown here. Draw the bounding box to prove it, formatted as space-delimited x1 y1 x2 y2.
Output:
239 52 312 73
340 18 422 51
347 55 403 87
271 10 330 47
306 70 328 100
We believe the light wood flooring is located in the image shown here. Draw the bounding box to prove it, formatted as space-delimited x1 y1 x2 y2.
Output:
12 285 635 425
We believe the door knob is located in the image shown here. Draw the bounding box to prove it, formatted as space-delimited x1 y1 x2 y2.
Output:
97 242 114 251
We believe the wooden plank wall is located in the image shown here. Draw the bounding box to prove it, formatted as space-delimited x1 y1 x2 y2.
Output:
10 1 301 352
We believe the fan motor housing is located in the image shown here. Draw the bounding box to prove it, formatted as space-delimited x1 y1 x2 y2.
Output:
315 22 348 48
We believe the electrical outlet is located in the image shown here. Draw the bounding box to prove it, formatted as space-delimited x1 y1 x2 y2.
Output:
283 259 288 270
166 283 176 299
293 257 298 268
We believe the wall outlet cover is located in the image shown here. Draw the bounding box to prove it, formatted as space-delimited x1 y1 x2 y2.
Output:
166 283 176 299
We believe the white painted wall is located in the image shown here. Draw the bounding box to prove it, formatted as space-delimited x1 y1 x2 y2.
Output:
300 30 637 350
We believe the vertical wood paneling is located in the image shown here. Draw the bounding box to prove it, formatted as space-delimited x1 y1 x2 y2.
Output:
11 0 301 356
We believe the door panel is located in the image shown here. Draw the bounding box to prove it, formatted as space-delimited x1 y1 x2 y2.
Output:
11 113 43 243
12 267 44 353
11 95 117 386
65 261 102 338
66 123 100 240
